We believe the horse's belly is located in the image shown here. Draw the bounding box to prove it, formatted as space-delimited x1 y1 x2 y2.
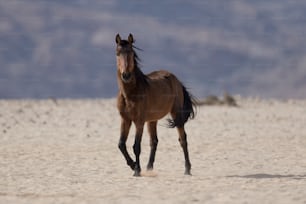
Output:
145 100 173 121
145 111 168 121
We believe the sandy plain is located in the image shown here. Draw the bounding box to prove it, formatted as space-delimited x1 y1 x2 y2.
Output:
0 97 306 203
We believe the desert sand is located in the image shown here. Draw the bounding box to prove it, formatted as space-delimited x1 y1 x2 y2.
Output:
0 97 306 204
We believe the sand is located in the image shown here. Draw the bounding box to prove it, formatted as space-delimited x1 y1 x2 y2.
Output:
0 97 306 204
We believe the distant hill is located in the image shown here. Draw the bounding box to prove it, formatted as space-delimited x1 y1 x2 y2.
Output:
1 0 306 99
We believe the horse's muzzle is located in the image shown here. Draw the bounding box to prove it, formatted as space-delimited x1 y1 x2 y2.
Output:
121 72 132 83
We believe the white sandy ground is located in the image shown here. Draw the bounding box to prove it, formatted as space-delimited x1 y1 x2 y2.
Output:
0 97 306 204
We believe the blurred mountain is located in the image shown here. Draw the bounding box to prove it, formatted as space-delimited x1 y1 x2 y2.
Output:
1 0 306 99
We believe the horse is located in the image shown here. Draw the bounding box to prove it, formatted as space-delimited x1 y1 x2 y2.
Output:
115 33 196 176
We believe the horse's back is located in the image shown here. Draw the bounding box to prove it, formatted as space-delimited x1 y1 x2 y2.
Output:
146 70 183 93
146 70 173 80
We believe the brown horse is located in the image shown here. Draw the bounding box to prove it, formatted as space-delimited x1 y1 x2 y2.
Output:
116 33 196 176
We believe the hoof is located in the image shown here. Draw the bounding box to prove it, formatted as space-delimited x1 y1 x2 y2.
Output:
184 170 192 176
128 161 136 171
133 170 141 177
146 164 153 171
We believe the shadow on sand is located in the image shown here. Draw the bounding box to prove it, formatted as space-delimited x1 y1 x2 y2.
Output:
227 173 306 180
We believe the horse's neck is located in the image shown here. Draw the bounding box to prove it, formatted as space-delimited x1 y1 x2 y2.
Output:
134 68 148 88
117 74 136 99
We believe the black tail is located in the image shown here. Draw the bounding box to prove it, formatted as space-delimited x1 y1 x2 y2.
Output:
167 85 196 128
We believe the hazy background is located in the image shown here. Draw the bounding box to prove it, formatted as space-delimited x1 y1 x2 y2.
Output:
1 0 306 99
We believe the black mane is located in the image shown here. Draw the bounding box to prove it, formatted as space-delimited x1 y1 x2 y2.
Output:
134 50 149 88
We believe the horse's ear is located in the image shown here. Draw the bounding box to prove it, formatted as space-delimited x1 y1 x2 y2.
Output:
115 34 121 44
128 33 134 44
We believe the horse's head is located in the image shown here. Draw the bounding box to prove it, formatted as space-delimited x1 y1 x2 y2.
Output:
116 33 135 83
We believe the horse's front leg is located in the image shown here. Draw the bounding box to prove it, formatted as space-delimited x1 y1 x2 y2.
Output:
133 122 144 176
118 118 135 170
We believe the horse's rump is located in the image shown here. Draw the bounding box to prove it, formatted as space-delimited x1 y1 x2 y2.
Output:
167 84 196 128
146 70 196 128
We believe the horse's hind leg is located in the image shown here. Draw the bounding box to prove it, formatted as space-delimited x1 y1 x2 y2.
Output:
147 121 158 170
177 126 192 175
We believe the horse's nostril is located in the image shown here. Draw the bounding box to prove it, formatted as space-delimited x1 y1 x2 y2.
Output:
122 72 132 81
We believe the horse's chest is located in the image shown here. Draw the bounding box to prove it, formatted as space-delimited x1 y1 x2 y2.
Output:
125 100 137 113
120 99 144 120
